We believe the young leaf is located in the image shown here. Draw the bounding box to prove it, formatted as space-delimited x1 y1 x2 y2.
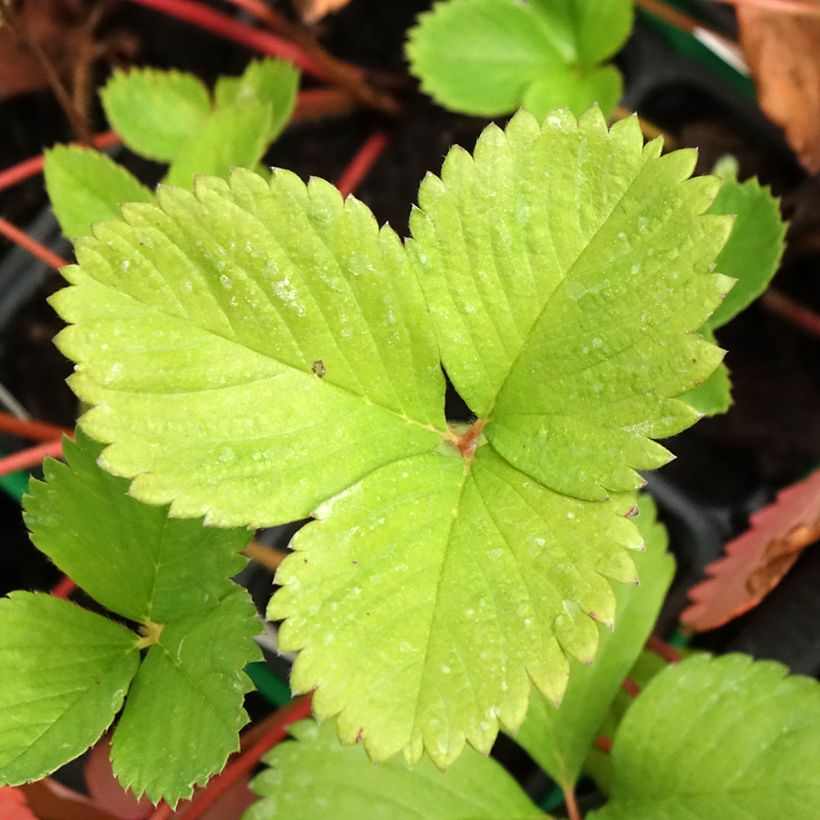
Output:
407 0 632 118
214 59 300 144
0 593 139 785
44 146 153 238
101 68 211 162
24 431 250 624
51 109 731 767
164 102 272 188
110 590 261 806
589 654 820 818
247 720 545 820
681 469 820 632
706 174 786 329
513 495 674 789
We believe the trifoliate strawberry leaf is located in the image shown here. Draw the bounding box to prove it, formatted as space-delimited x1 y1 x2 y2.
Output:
24 431 250 624
0 593 138 786
513 495 674 789
165 102 273 188
706 174 786 329
52 108 731 768
101 68 211 163
214 58 300 144
590 654 820 818
247 720 545 820
110 590 261 806
407 0 631 118
44 146 153 238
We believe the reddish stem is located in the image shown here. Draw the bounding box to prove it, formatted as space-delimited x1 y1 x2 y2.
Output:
0 132 119 193
0 439 64 477
124 0 331 81
563 785 582 820
51 576 77 599
761 289 820 340
0 218 68 271
160 697 312 819
646 635 682 663
0 412 70 443
636 0 699 32
336 131 390 198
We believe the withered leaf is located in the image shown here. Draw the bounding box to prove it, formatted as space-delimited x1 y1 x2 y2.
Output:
294 0 351 24
738 6 820 173
682 470 820 632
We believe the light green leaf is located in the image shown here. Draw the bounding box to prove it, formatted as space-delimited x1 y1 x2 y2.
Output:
110 590 261 806
407 0 630 118
529 0 633 66
410 108 732 502
513 495 674 789
591 654 820 818
44 146 153 238
706 175 786 329
0 593 138 785
164 101 273 188
522 65 622 123
51 168 446 527
23 431 250 624
52 109 732 768
102 68 212 163
215 59 300 143
246 720 545 820
272 447 641 766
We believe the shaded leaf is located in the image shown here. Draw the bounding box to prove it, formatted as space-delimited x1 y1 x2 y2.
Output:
101 68 211 163
24 431 250 624
214 59 300 144
682 469 820 632
738 7 820 173
0 593 138 786
246 720 545 820
44 147 153 238
590 654 820 818
707 174 786 329
513 495 674 788
110 591 261 806
407 0 631 118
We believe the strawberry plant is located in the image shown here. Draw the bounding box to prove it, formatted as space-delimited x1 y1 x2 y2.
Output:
2 93 816 817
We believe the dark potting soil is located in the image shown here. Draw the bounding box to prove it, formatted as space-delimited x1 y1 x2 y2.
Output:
0 1 819 803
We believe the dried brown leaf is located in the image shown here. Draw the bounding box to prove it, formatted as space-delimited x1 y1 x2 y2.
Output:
0 786 36 820
294 0 351 24
682 470 820 632
738 6 820 173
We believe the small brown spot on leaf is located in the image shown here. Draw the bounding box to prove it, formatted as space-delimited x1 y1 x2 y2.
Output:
311 360 326 378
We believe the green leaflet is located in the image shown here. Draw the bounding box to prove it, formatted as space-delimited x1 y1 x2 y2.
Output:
3 431 261 805
407 0 632 118
44 146 153 238
102 68 212 162
682 173 786 416
513 495 674 789
24 431 249 623
52 108 731 767
0 593 138 785
246 720 545 820
111 590 261 805
215 58 300 144
590 654 820 818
